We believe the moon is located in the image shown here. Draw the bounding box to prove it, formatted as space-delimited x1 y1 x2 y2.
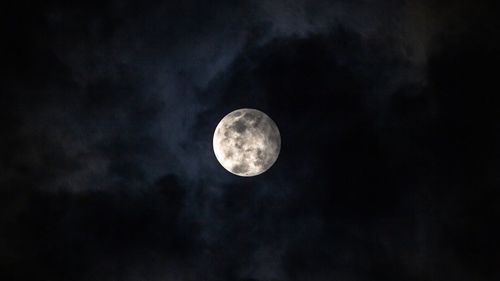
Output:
213 108 281 177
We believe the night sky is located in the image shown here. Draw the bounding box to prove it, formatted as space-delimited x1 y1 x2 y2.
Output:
2 1 500 280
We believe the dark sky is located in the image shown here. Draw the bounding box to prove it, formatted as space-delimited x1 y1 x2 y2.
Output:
2 0 500 280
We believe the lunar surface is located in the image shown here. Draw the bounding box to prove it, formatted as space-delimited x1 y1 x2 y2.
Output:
213 108 281 177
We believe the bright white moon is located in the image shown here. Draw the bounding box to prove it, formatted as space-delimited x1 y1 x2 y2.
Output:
213 108 281 177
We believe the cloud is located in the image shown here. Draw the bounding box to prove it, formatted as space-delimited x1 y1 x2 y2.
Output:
2 0 500 280
3 0 437 193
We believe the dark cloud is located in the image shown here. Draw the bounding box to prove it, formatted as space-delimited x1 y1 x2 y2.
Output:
2 0 500 280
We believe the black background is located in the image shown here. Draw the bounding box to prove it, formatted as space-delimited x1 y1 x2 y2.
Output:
2 1 500 280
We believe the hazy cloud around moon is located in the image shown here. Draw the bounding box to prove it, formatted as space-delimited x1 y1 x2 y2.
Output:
2 0 500 281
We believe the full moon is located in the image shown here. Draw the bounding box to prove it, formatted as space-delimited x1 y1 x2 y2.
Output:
213 108 281 177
